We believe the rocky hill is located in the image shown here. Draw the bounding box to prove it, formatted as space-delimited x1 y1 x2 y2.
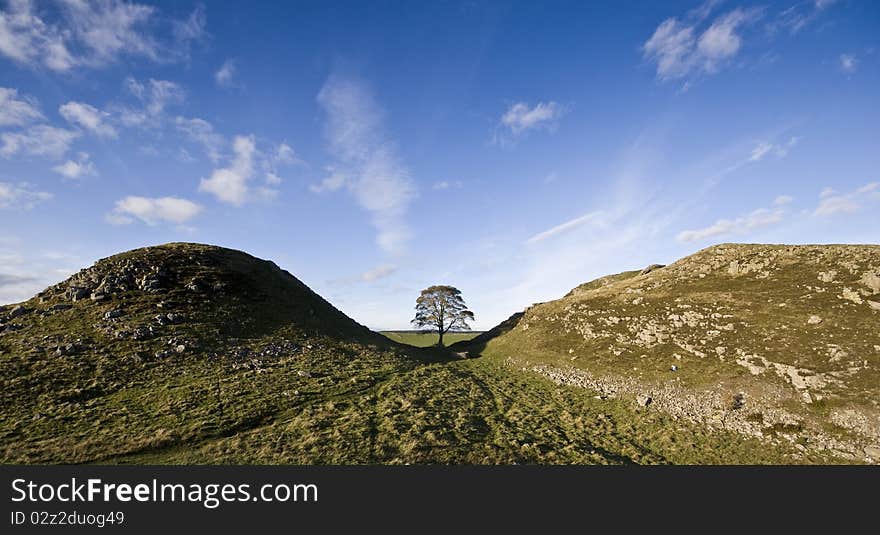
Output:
0 243 409 462
1 242 872 464
462 244 880 462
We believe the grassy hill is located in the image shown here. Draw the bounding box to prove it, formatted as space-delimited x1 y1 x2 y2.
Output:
454 244 880 462
0 242 873 464
381 331 481 347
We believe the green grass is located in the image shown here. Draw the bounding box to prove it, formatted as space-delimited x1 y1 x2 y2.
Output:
1 242 871 465
381 331 481 348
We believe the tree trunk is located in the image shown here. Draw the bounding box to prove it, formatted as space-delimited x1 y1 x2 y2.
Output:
438 328 444 347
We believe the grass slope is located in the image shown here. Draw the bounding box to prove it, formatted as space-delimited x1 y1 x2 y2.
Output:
0 242 865 464
462 244 880 462
381 331 481 348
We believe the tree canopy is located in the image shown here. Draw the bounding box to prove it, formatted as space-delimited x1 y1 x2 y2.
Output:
411 285 474 346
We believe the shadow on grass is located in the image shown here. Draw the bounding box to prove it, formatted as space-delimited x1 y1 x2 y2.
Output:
446 311 525 358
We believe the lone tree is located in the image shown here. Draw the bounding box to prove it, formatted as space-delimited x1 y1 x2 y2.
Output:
411 285 475 347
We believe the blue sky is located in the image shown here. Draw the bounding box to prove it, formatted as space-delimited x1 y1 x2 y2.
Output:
1 0 878 329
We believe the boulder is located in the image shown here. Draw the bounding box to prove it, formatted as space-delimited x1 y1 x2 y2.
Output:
8 305 28 318
68 287 89 301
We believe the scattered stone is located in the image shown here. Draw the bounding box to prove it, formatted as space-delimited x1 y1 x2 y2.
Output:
90 292 108 302
639 264 665 276
818 270 837 283
186 279 205 293
807 315 822 325
104 308 124 319
131 326 155 340
154 313 184 326
840 287 863 304
8 305 28 318
636 394 652 407
297 370 312 378
865 446 880 461
55 343 80 356
859 271 880 293
68 287 89 301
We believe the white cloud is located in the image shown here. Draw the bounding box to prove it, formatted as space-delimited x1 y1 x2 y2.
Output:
749 136 800 161
0 1 204 72
129 77 184 115
59 101 117 137
643 7 760 82
813 182 879 217
199 135 257 205
0 181 52 209
0 87 43 126
265 172 282 186
773 0 837 34
677 202 786 242
0 124 79 159
310 168 347 193
500 101 565 135
107 195 202 226
215 59 236 88
109 77 184 129
432 180 462 190
273 143 299 165
52 152 96 179
175 116 224 162
748 142 773 162
526 211 605 244
316 76 416 254
773 195 793 206
361 264 397 282
839 54 858 74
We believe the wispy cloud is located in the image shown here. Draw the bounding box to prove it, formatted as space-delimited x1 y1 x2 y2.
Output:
749 136 800 161
772 0 838 35
677 200 786 242
126 77 184 116
0 1 206 72
773 195 793 206
361 264 397 282
643 6 762 83
0 125 79 159
273 143 299 166
0 87 43 126
839 53 858 74
500 101 565 135
175 117 224 162
526 211 605 244
52 152 96 180
310 168 346 193
0 181 52 210
315 75 416 254
813 182 879 217
59 101 117 138
107 195 203 226
215 59 237 88
432 180 463 190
